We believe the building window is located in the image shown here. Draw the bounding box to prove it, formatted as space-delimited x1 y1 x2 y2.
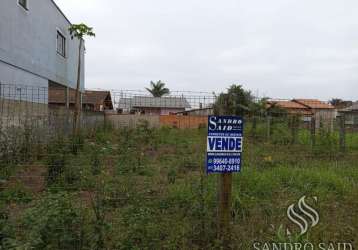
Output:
18 0 28 10
57 31 66 57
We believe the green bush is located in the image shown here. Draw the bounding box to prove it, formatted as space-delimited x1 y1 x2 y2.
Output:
46 153 66 186
0 183 32 204
167 168 177 184
21 192 85 250
271 123 291 145
70 133 85 155
91 150 102 176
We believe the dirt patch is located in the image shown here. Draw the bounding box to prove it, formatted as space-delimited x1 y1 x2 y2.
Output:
157 145 177 155
7 164 47 194
78 190 95 207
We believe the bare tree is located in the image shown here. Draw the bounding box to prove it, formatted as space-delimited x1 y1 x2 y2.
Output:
69 24 95 135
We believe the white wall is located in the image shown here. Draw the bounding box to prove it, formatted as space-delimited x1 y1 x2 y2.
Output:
0 0 85 91
0 61 48 103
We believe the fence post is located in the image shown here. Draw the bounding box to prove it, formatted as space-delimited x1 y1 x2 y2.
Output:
66 86 70 109
266 115 271 141
339 114 346 152
251 115 257 137
310 116 316 148
291 115 299 144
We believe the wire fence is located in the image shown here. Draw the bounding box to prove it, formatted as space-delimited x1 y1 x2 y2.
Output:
0 83 357 249
108 89 357 154
109 89 216 114
0 83 105 175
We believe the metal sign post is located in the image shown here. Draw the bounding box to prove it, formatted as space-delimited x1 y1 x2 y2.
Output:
206 115 243 246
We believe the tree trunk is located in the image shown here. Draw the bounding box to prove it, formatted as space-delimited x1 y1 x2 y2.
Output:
73 39 82 136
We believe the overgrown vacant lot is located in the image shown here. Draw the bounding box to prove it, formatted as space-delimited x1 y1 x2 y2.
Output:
0 122 357 249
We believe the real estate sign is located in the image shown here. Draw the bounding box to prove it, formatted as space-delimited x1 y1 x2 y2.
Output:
206 116 243 173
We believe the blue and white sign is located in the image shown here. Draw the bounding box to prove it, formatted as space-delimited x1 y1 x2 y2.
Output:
206 116 243 173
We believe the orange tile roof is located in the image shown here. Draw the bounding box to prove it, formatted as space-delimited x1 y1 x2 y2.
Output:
293 99 334 109
267 100 313 115
268 100 308 109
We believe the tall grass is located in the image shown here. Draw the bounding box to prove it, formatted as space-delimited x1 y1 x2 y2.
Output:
0 123 357 249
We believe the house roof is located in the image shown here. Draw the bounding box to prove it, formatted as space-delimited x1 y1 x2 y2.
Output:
119 96 191 109
293 99 334 109
267 100 308 109
83 91 112 106
267 100 313 115
340 102 358 112
49 89 113 108
333 101 353 109
175 107 213 115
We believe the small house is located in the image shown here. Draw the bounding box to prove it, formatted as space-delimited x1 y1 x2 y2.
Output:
292 99 335 124
82 91 114 111
339 102 358 126
118 96 191 115
266 100 313 118
49 89 113 112
290 99 335 129
267 99 336 129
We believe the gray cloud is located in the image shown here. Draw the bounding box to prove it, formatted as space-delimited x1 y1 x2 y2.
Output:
55 0 358 100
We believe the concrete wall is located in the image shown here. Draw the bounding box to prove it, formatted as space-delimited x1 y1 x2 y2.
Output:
0 0 85 97
106 114 160 129
0 98 104 141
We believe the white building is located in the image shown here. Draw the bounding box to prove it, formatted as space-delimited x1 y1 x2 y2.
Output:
0 0 85 103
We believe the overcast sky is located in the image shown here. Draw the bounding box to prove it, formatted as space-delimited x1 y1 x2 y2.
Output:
55 0 358 100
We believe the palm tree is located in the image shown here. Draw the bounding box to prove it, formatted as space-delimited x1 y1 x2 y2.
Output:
329 98 343 107
146 80 170 97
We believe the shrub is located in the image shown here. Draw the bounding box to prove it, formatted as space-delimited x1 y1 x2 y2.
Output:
271 123 291 145
135 119 155 147
70 133 85 155
0 182 32 204
0 204 19 249
118 206 163 249
22 192 84 250
46 153 66 186
167 168 177 184
91 150 101 176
